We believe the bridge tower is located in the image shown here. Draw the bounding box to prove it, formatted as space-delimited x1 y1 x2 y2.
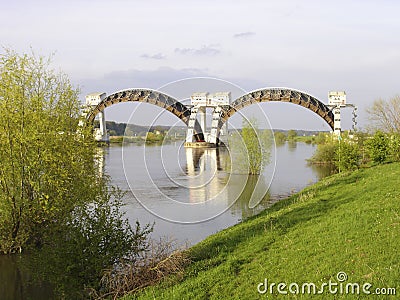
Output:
327 91 357 136
85 92 109 142
185 92 230 147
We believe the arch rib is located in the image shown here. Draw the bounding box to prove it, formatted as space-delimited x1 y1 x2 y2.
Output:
221 88 334 130
85 89 204 141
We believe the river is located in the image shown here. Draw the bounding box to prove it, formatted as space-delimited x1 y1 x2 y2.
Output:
0 141 333 299
106 141 333 244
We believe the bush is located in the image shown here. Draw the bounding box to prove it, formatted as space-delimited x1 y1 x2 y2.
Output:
335 141 361 171
389 134 400 162
309 141 338 164
287 129 297 140
28 184 153 298
365 131 389 163
274 131 286 145
314 132 327 144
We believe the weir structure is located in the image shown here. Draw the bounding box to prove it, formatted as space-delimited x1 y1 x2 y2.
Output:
184 92 230 148
83 88 357 147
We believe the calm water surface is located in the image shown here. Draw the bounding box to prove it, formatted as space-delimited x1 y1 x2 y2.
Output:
105 141 332 244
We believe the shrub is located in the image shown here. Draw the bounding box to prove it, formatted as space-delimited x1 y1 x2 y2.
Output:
309 141 338 164
314 132 327 144
389 134 400 162
28 185 153 298
365 131 389 163
335 141 361 171
274 131 286 145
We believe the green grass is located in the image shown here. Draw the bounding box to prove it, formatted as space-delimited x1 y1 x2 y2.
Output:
125 163 400 299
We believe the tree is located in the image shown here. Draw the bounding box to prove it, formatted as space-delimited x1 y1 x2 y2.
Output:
314 132 327 144
0 49 154 297
335 140 361 171
309 141 338 164
274 131 286 145
365 131 389 163
367 96 400 133
287 129 297 140
389 134 400 162
0 49 94 252
230 118 271 175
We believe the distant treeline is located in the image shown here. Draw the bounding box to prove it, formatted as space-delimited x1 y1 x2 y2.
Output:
94 120 329 137
272 129 329 136
93 120 186 136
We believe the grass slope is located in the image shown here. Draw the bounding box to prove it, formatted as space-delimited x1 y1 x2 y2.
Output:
127 163 400 299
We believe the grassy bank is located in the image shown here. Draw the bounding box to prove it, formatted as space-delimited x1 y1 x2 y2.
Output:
126 163 400 299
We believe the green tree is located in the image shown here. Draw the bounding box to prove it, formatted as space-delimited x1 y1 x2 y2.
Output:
309 141 338 164
335 141 361 171
365 131 389 163
0 50 153 297
0 49 97 252
287 129 297 140
389 134 400 162
274 131 286 145
314 132 327 144
230 118 271 175
146 131 164 143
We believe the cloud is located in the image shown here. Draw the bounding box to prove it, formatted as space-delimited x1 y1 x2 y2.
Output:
140 53 166 60
233 31 256 38
78 67 210 96
174 44 221 56
77 66 265 104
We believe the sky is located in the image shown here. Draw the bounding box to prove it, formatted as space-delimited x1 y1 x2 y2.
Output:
1 0 400 130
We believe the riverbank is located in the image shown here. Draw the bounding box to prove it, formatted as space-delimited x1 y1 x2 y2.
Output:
108 135 185 144
126 162 400 299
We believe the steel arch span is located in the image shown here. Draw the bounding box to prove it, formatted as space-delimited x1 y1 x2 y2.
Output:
218 88 334 131
85 89 204 140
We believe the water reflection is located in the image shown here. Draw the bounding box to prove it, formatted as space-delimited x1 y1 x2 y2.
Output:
184 146 276 219
230 175 272 220
185 148 228 174
287 140 297 152
185 148 232 204
0 255 54 300
308 162 337 179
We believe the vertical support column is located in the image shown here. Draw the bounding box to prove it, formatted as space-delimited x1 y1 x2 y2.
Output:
98 111 106 138
199 107 206 141
186 106 199 143
219 121 228 145
210 106 222 145
333 107 341 136
95 111 109 142
85 92 108 143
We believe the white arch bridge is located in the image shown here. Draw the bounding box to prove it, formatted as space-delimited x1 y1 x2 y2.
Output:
83 88 356 147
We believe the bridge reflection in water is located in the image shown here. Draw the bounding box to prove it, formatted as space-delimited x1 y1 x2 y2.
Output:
122 142 273 224
185 147 230 204
184 147 271 219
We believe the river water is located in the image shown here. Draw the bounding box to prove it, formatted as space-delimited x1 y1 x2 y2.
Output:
106 141 332 245
0 141 333 299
